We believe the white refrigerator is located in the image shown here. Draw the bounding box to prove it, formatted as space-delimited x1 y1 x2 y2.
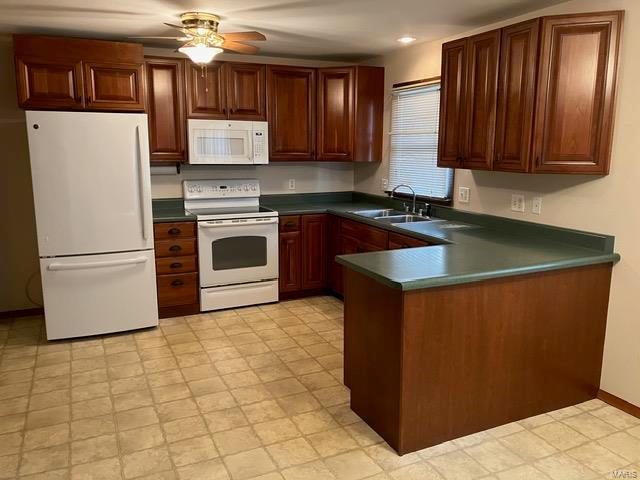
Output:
26 111 158 340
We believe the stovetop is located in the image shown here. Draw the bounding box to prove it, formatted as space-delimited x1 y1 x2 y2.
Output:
187 205 278 221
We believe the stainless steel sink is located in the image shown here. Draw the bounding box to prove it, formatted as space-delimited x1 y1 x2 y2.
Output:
352 209 406 218
373 215 431 224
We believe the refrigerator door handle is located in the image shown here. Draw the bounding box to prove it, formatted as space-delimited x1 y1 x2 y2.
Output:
136 125 151 241
48 256 148 271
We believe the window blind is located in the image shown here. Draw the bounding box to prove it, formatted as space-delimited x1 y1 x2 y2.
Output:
388 83 453 200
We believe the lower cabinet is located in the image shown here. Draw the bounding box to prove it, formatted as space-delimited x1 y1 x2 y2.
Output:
154 221 200 318
387 232 431 250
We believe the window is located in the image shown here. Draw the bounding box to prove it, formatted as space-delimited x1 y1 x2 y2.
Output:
388 83 453 200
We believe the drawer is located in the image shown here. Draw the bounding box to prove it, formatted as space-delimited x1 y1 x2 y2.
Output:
388 232 430 249
279 215 300 232
157 273 198 307
154 222 196 240
155 238 196 257
155 255 197 275
341 219 388 249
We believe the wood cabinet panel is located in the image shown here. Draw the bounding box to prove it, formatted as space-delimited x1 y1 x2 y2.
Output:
438 39 467 168
153 222 196 240
463 29 501 170
226 62 266 120
145 57 186 162
301 214 327 289
279 231 302 293
494 20 540 172
353 66 384 163
84 62 144 111
15 58 84 109
317 68 354 161
186 62 226 118
532 12 622 174
327 215 343 295
340 219 388 249
157 272 198 307
387 232 430 250
267 65 316 161
154 238 196 258
279 215 300 233
155 255 197 275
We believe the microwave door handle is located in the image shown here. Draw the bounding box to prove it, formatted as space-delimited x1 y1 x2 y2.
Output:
199 218 278 228
136 125 151 240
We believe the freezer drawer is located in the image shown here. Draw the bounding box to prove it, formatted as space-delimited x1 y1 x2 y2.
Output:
40 250 158 340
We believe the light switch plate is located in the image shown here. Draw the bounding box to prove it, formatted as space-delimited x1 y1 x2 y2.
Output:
458 187 470 203
382 178 389 191
511 194 525 212
532 196 543 214
288 179 295 190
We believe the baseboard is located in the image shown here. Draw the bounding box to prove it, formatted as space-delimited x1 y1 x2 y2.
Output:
0 307 44 320
598 389 640 419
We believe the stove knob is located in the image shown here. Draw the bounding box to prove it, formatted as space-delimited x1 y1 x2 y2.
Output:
244 185 249 191
251 185 257 191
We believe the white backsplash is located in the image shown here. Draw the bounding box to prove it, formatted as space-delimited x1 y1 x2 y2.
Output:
151 162 354 198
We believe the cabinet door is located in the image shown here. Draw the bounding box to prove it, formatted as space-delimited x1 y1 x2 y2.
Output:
267 66 316 161
145 57 186 162
301 214 327 289
186 62 226 119
317 67 354 161
438 39 467 168
15 57 85 109
279 231 301 293
83 62 144 111
226 63 266 120
494 20 540 172
327 215 343 295
532 12 622 174
463 29 501 170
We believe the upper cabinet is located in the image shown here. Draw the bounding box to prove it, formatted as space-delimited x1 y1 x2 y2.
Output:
14 35 145 112
145 57 187 162
438 11 623 175
267 65 316 161
185 61 266 120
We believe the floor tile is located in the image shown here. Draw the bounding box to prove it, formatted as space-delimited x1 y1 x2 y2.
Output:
223 447 276 480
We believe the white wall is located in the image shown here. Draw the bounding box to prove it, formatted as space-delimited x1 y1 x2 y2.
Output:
355 0 640 407
146 47 355 198
0 37 43 311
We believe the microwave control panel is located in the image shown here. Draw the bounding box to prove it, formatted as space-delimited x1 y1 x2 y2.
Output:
183 179 261 199
252 123 268 164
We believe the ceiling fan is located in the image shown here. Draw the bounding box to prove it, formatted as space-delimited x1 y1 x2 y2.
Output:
132 12 266 65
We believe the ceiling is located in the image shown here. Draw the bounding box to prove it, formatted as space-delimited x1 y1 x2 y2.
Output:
0 0 569 61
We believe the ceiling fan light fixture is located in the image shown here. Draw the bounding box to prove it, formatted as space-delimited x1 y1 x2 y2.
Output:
179 44 223 65
397 36 417 45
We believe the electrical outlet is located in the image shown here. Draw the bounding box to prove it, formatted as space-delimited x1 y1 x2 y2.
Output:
532 196 543 215
288 179 295 190
458 187 470 203
511 194 525 213
382 178 389 191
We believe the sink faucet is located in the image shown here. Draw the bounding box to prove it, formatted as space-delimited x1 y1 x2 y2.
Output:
390 184 417 214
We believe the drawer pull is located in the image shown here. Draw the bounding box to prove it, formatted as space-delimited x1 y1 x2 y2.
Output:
285 221 296 227
168 228 181 235
171 279 184 287
169 245 182 252
170 262 183 269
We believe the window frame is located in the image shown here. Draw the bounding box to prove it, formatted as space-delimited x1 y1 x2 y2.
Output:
384 77 454 205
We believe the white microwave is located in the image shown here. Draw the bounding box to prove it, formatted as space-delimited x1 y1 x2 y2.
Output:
188 119 268 165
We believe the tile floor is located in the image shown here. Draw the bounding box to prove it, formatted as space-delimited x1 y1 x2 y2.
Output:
0 296 639 480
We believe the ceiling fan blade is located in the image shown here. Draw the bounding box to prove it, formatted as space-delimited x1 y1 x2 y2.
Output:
221 41 260 54
128 36 188 40
163 23 192 34
221 31 266 42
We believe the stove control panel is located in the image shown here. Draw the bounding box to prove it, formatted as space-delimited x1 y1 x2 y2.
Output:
183 179 260 200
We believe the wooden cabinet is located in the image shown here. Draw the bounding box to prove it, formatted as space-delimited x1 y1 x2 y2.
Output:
301 215 327 289
145 57 186 162
186 61 266 120
438 11 622 175
267 66 316 161
387 232 430 250
153 221 199 318
279 231 302 293
13 35 145 112
494 19 540 172
317 67 354 161
463 30 501 170
186 61 226 119
226 63 266 120
15 57 85 109
532 12 622 174
327 215 343 295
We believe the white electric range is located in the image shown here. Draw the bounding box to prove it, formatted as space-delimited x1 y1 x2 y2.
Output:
183 179 279 311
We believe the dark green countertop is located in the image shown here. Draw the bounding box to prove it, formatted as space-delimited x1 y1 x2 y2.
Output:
154 192 620 291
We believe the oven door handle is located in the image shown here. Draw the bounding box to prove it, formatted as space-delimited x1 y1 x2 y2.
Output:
199 218 278 228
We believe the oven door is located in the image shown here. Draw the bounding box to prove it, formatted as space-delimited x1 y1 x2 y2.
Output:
189 120 253 164
198 217 279 287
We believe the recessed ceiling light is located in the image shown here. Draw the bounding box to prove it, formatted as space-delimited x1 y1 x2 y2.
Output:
397 36 416 45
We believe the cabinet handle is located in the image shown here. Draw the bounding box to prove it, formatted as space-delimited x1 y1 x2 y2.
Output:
168 228 181 235
170 262 182 269
222 108 226 115
229 108 234 114
171 279 184 287
536 156 541 165
285 221 296 227
169 245 182 252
